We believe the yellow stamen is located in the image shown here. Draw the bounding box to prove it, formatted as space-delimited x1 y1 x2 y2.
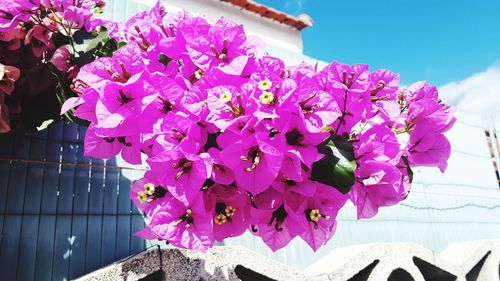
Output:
92 7 104 14
175 171 184 180
144 183 155 195
258 78 272 91
214 214 227 225
217 53 227 61
244 155 260 172
259 91 274 104
194 69 204 80
220 91 232 103
310 209 321 222
137 191 148 204
225 206 236 217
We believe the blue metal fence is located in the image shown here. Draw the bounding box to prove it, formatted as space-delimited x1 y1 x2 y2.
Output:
0 121 146 281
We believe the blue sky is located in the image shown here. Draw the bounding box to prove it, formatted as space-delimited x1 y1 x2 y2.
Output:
257 0 500 87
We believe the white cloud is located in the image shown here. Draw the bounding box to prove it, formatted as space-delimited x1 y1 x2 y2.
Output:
439 64 500 115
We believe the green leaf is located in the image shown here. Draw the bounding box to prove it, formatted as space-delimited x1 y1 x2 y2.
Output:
83 30 109 53
51 32 70 47
99 38 118 57
49 65 90 127
401 156 414 183
320 126 335 132
159 53 172 66
310 135 357 194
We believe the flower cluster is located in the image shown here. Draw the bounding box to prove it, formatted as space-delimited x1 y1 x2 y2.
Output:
0 0 106 132
63 1 455 252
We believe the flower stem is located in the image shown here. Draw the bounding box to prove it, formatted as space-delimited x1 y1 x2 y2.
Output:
335 89 349 134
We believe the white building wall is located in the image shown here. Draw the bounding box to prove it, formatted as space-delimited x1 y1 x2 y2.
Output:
106 0 304 53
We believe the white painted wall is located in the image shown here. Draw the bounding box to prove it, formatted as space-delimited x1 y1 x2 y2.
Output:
110 0 304 53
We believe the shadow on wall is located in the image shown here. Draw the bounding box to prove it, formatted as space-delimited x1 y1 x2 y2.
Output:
75 246 314 281
304 241 500 281
99 247 246 281
344 249 496 281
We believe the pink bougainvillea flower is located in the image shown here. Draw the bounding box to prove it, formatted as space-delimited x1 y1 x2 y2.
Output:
146 192 215 252
206 84 258 130
50 44 80 78
283 65 342 132
220 132 283 194
63 43 148 122
294 182 347 251
406 98 456 135
130 174 170 216
405 81 439 102
0 26 25 50
50 45 72 72
67 87 100 122
83 124 122 159
25 23 54 57
215 115 258 149
152 114 207 155
269 178 347 251
41 0 104 33
275 113 327 169
249 187 304 252
206 184 250 241
84 123 144 164
297 89 342 133
279 152 305 182
207 148 235 185
147 148 212 206
252 77 297 117
317 62 372 133
0 63 20 95
124 18 165 51
77 42 146 92
251 56 285 89
354 124 400 163
94 71 156 137
59 6 89 35
180 85 212 122
350 160 407 219
118 134 144 165
319 62 371 95
187 17 258 76
368 69 400 121
369 69 400 99
0 1 37 32
407 129 451 173
121 0 170 49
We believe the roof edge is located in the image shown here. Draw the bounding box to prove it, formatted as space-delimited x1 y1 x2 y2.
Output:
219 0 312 30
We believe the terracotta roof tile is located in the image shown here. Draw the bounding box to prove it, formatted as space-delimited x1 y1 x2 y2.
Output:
219 0 312 30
